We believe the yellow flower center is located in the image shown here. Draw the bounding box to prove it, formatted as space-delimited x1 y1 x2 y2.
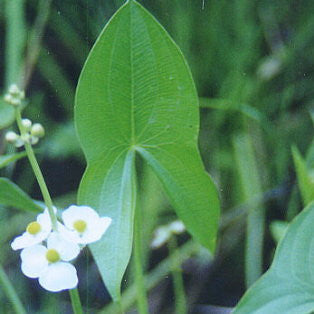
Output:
46 249 60 263
73 220 87 233
26 221 41 235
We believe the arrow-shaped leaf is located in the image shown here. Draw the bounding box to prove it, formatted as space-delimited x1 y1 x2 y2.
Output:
234 202 314 314
75 0 220 300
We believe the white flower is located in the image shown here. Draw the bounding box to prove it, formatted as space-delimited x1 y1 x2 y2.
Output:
11 208 56 250
60 205 112 244
169 220 185 234
151 220 186 249
20 232 80 292
151 226 171 249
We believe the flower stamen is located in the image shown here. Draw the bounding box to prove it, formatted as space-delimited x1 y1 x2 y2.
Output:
73 220 87 233
46 249 60 263
26 222 42 235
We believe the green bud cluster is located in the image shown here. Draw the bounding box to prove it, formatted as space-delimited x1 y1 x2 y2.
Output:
4 84 25 107
5 119 45 147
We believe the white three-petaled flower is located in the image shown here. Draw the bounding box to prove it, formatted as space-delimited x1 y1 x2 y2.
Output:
60 205 112 245
11 208 56 250
21 232 80 292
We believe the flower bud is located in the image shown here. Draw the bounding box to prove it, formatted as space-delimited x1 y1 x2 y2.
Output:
30 136 39 145
8 84 20 95
9 98 22 107
15 138 25 148
22 119 32 131
31 123 45 138
4 94 13 104
5 131 19 143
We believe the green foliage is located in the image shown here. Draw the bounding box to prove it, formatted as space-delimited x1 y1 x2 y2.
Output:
292 145 314 206
0 152 27 169
75 0 220 300
199 97 265 124
233 133 265 287
0 178 42 212
234 202 314 314
0 99 15 130
270 220 289 244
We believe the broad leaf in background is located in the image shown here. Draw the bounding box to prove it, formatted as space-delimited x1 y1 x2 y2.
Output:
0 152 27 169
234 202 314 314
291 145 314 206
0 178 42 212
0 99 15 129
75 0 220 300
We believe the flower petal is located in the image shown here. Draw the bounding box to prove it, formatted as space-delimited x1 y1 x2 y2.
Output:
11 232 46 250
39 262 78 292
79 217 112 244
37 207 57 230
62 205 99 230
47 232 80 261
21 245 48 278
98 217 112 234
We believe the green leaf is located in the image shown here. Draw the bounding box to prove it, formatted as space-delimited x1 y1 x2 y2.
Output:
0 152 27 169
291 145 314 206
79 149 136 299
75 0 220 300
269 220 289 244
0 178 42 212
199 97 265 123
0 99 15 130
234 202 314 314
233 133 265 287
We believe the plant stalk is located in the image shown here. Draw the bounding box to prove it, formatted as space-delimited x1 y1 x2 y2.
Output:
69 288 84 314
133 206 149 314
0 264 26 314
15 108 57 229
168 236 187 314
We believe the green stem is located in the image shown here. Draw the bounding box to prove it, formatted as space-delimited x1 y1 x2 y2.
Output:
100 240 199 314
0 264 26 314
69 288 83 314
168 237 187 314
14 109 57 229
133 207 149 314
4 0 26 86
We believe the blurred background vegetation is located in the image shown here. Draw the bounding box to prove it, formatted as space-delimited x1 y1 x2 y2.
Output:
1 0 314 313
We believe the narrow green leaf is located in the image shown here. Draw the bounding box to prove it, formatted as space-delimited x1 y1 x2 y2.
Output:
292 145 314 206
199 97 265 123
75 0 220 300
233 134 265 287
0 99 15 130
269 220 289 244
0 152 27 169
0 178 42 212
234 202 314 314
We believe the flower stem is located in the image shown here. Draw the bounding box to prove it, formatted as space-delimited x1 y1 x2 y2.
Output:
0 264 26 314
14 108 57 229
133 206 149 314
69 288 83 314
168 236 187 314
